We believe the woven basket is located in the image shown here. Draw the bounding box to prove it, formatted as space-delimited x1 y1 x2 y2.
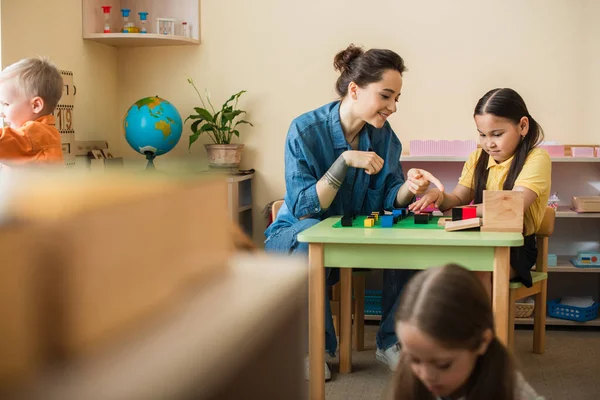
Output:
516 302 535 318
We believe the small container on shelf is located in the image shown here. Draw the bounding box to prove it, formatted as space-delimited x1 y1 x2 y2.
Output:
547 253 557 267
120 8 135 33
547 192 560 210
101 5 112 33
182 21 190 37
156 18 175 35
547 298 599 322
138 12 149 34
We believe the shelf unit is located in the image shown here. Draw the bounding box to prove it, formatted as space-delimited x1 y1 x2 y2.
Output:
400 155 600 163
82 0 201 47
374 155 600 327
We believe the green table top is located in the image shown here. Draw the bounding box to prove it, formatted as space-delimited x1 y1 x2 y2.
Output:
298 216 523 247
332 215 442 230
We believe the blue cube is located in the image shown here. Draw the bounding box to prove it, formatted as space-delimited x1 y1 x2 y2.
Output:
381 215 394 228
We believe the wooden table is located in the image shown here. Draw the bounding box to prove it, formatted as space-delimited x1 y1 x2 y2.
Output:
297 216 523 400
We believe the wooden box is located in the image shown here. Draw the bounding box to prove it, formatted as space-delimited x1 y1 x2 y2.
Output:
481 190 524 232
1 172 232 382
571 196 600 213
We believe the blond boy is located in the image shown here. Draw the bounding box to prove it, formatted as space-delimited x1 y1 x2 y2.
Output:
0 57 64 164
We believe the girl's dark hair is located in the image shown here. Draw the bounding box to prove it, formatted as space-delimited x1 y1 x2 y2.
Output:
392 264 515 400
333 44 406 97
472 88 544 203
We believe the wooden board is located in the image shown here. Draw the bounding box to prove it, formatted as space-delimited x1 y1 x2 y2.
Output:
481 190 524 232
571 196 600 213
444 218 482 232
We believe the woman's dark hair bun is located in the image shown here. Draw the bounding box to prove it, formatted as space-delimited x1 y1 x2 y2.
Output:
333 44 364 73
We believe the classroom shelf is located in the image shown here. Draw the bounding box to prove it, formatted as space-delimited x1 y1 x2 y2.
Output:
547 256 600 272
515 317 600 326
555 206 600 218
368 315 600 326
82 0 201 47
400 155 600 163
83 33 199 47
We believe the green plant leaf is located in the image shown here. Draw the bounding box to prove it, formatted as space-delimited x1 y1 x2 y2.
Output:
233 119 254 128
189 131 201 150
194 107 214 123
232 130 240 137
184 114 203 122
222 110 245 123
190 119 203 133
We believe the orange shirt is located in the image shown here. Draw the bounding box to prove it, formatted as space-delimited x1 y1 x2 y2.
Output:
0 115 64 165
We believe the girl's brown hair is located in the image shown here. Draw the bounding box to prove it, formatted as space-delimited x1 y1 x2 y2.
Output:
392 264 515 400
472 88 544 204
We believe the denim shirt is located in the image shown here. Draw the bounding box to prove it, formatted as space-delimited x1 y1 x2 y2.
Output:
265 101 407 239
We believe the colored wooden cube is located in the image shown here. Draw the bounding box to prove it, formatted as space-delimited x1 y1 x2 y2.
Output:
364 218 374 227
452 207 463 221
370 212 379 222
341 216 353 227
414 213 430 224
452 206 477 221
380 215 394 227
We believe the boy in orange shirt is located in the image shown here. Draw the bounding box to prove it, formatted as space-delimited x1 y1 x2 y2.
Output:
0 57 64 165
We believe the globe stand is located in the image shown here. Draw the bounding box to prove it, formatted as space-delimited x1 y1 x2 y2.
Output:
144 151 156 171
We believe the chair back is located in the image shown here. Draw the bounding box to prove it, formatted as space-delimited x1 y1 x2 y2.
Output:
536 207 556 237
271 200 284 221
535 207 556 272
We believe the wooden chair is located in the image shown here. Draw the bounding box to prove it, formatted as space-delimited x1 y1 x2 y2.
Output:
508 207 555 354
270 200 367 351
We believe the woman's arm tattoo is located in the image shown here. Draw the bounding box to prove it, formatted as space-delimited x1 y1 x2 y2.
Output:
320 155 348 190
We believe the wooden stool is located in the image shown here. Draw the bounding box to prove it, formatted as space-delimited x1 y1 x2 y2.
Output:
508 207 555 354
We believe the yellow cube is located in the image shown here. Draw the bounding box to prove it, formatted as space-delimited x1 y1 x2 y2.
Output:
371 212 379 221
364 218 374 227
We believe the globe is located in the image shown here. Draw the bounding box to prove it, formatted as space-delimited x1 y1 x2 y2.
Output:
123 96 183 169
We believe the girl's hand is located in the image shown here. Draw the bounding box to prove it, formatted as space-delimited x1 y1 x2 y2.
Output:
406 168 444 195
409 188 445 212
342 150 384 175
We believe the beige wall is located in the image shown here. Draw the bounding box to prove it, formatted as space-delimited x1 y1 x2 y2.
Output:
2 1 597 242
1 0 120 143
115 0 599 241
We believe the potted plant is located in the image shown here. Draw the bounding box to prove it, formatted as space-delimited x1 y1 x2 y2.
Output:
185 78 253 168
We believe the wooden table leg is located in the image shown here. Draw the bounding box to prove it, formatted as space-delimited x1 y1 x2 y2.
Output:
339 268 352 373
308 243 325 400
492 246 510 346
352 274 365 351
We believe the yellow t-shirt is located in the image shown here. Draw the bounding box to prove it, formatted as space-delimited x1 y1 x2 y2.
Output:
458 148 551 236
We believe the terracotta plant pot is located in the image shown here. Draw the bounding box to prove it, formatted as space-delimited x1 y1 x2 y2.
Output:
204 144 244 169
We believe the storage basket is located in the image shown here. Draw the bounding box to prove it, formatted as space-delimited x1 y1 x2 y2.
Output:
364 290 382 316
547 299 599 322
516 302 535 318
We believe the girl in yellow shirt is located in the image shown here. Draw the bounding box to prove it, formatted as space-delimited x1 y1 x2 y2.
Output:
411 88 551 287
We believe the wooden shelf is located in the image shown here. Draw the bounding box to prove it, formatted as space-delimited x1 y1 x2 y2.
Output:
555 206 600 218
83 33 199 47
400 155 600 163
368 315 600 325
516 317 600 326
82 1 201 47
238 205 252 212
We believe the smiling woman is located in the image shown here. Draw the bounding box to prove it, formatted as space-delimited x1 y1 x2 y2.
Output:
263 43 443 380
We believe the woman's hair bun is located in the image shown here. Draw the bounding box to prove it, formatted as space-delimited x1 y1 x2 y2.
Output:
333 44 364 73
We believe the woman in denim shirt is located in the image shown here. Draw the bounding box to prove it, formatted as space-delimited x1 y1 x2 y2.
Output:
264 44 443 380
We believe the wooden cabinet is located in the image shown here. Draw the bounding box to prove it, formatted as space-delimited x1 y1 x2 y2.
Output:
82 0 201 47
227 173 254 237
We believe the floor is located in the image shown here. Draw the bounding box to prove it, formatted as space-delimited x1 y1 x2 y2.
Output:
323 324 600 400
